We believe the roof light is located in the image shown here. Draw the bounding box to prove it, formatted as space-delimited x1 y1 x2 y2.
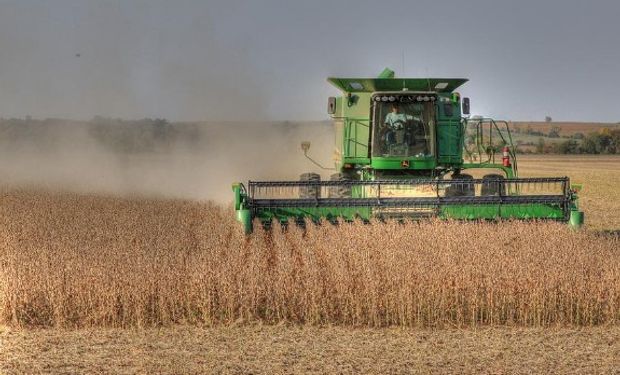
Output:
435 82 449 90
348 82 364 90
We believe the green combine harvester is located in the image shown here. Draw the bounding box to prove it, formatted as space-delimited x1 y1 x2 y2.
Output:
233 68 584 233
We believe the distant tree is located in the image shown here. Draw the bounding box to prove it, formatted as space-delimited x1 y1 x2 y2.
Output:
608 129 620 154
581 133 601 154
598 129 614 153
547 126 561 138
558 140 579 154
575 128 620 154
545 116 552 123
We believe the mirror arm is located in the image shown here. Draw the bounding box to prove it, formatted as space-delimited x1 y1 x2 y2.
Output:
303 151 336 170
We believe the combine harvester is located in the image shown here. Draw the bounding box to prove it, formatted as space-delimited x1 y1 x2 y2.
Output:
232 68 583 233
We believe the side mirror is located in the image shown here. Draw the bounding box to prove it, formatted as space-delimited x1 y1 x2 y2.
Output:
301 141 311 153
327 97 337 114
462 97 470 115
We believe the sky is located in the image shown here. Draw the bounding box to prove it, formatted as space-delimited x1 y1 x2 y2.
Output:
0 0 619 122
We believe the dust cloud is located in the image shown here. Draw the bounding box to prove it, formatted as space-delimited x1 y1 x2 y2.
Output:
0 119 335 203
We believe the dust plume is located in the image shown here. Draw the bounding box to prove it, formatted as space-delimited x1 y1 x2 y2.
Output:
0 119 335 202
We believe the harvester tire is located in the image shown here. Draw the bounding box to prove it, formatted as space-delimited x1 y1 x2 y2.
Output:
446 173 475 197
481 174 506 196
299 173 321 199
328 173 352 198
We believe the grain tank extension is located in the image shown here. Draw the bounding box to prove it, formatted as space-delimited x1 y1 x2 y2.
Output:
232 68 583 233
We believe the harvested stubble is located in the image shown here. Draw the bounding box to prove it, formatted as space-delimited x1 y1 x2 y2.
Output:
0 190 618 328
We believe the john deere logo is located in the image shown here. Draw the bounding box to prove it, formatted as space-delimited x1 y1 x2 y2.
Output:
401 160 410 168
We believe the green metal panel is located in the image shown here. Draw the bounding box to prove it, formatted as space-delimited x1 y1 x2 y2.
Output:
437 119 464 163
333 96 344 117
569 210 585 228
328 78 468 93
436 100 463 163
370 158 436 170
342 93 371 118
377 68 395 78
342 157 371 165
440 204 565 220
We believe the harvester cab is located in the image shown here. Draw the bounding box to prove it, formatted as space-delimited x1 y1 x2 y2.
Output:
233 68 584 233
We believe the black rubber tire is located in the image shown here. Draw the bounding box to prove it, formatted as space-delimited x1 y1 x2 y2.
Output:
446 173 475 197
328 173 352 198
299 172 321 198
481 174 506 196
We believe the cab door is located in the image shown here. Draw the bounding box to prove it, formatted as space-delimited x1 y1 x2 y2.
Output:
436 100 463 164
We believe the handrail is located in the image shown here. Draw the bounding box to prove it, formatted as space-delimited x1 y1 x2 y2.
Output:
344 118 370 157
465 117 518 177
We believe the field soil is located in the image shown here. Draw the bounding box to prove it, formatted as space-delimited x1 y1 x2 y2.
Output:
0 155 619 374
1 325 619 374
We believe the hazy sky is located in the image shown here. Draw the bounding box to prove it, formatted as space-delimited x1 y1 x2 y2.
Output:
0 0 618 122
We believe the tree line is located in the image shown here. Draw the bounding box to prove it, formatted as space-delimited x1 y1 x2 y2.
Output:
531 128 620 154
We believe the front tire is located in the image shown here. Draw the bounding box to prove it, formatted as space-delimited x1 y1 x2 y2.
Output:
481 174 506 196
299 172 321 198
446 173 475 197
328 173 352 198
